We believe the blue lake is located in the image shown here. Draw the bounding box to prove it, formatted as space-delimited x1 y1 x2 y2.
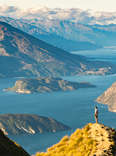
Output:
0 47 116 155
71 46 116 64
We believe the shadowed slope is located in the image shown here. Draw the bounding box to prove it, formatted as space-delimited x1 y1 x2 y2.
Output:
0 129 30 156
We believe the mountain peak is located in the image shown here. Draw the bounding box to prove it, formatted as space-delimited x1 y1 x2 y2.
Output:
36 123 116 156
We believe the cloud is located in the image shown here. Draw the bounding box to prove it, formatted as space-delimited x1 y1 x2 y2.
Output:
0 5 116 25
4 6 18 13
0 5 21 17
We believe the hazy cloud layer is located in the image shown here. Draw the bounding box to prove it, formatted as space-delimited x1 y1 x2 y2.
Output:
0 5 116 24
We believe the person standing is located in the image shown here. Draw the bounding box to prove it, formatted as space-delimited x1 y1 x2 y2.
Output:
95 106 98 123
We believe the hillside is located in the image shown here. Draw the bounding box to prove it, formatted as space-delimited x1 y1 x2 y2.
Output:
0 114 70 135
0 21 85 77
36 123 116 156
0 129 30 156
5 77 96 94
0 21 115 77
96 82 116 112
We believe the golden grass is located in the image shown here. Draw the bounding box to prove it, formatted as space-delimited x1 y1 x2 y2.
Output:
36 123 97 156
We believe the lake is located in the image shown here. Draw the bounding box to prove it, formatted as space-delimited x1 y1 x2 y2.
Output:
0 47 116 155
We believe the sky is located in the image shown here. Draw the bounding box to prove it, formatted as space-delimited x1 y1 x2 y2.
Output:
0 0 116 12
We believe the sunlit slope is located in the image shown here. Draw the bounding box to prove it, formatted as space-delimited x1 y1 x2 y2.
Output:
36 123 116 156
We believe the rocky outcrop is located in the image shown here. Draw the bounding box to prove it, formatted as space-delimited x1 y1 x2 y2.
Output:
0 114 70 135
5 77 96 94
36 123 116 156
96 82 116 112
0 129 30 156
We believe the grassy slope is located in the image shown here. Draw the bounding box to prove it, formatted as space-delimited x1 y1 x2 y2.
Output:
36 123 116 156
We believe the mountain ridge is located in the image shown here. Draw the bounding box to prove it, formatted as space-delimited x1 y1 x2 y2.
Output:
36 123 116 156
0 21 86 77
0 16 101 51
1 122 116 156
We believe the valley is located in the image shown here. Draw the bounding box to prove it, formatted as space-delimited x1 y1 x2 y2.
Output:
1 6 116 156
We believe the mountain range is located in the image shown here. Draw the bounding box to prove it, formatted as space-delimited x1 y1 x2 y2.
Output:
0 16 101 51
1 7 116 47
1 15 116 49
0 21 115 78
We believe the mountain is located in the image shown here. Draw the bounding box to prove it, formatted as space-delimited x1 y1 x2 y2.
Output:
0 129 30 156
96 82 116 112
0 21 86 77
0 16 101 51
2 8 116 47
5 77 96 94
0 21 115 77
17 18 116 46
1 15 116 49
0 114 70 135
36 123 116 156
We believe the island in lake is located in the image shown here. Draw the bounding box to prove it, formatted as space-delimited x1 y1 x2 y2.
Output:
0 114 70 135
96 82 116 112
5 77 96 94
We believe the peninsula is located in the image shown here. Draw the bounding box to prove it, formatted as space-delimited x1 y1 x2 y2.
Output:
5 77 96 94
0 114 70 135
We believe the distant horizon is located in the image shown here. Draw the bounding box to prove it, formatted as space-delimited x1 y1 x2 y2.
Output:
0 5 116 19
0 0 116 12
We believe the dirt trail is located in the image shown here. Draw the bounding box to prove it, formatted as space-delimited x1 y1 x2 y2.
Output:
89 123 116 156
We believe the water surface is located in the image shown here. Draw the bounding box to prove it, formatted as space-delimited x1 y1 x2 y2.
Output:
0 47 116 155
